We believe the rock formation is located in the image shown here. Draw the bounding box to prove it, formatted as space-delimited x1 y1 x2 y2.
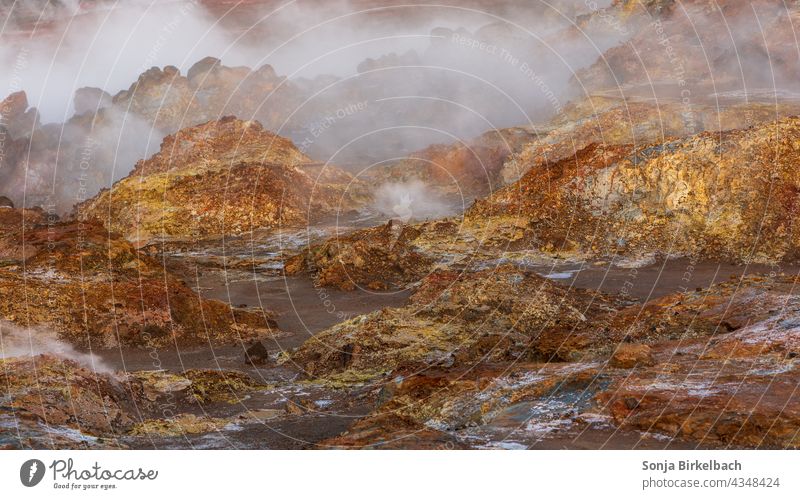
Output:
78 117 368 244
3 0 800 451
308 272 800 449
0 207 275 348
0 354 269 448
470 117 800 263
0 91 40 139
292 265 627 377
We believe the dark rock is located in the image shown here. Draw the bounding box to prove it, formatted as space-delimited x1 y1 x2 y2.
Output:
0 91 39 137
244 341 270 365
338 344 355 369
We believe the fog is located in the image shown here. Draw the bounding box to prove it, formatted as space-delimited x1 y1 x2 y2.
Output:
0 0 619 122
0 1 626 212
1 0 796 213
373 180 455 222
0 320 114 374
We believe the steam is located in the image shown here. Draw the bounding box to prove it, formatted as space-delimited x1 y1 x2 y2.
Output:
0 0 234 122
0 320 114 374
0 106 165 214
373 180 454 222
0 0 622 212
0 0 625 121
1 0 796 214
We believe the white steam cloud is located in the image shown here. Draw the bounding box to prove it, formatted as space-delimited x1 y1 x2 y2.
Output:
0 0 633 213
373 180 454 222
3 0 792 214
0 320 114 374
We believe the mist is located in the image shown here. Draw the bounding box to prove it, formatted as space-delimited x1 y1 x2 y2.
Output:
2 0 796 214
0 320 114 374
1 0 622 122
0 1 629 213
373 180 455 222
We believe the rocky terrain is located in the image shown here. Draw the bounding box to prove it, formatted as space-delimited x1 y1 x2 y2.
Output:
576 0 800 96
0 0 659 211
270 103 800 449
292 265 630 377
2 0 799 451
77 117 368 245
470 116 800 263
297 115 800 293
0 207 274 349
307 272 800 449
368 96 800 201
0 354 284 449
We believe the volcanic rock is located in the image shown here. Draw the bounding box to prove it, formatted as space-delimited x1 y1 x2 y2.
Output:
609 343 654 368
285 398 316 416
292 265 624 377
315 271 800 448
0 91 27 118
529 272 800 362
321 362 603 449
187 56 223 82
597 319 800 448
244 341 270 366
182 369 264 404
0 355 141 437
373 127 538 198
576 0 800 94
288 219 434 290
322 413 468 449
289 113 800 297
0 91 40 138
470 117 800 263
499 98 800 185
73 87 112 115
111 61 298 133
78 117 368 244
0 208 276 348
0 354 271 447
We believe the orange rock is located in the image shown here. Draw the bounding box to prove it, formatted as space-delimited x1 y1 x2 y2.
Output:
609 344 654 368
77 117 368 244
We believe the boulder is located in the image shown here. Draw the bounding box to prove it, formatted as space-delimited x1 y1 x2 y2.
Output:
244 341 270 366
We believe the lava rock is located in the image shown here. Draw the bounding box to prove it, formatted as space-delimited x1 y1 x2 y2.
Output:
244 341 270 366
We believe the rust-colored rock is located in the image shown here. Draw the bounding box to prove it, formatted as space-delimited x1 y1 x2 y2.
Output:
0 208 275 348
292 265 623 377
470 117 800 263
289 219 433 290
0 91 40 138
609 343 654 368
373 127 539 198
78 117 368 244
0 355 143 437
597 330 800 449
